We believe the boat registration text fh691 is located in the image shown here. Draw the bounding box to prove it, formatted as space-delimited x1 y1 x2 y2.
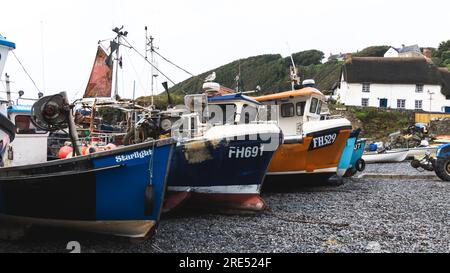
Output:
229 145 264 159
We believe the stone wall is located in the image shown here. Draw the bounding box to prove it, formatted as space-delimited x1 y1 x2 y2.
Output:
430 119 450 135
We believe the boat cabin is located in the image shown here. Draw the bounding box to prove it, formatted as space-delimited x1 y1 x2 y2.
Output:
4 105 49 167
255 87 328 136
207 93 262 125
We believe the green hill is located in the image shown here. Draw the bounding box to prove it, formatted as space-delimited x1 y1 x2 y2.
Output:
168 50 342 96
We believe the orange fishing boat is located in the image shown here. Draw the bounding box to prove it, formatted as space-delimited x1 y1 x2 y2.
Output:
255 82 352 184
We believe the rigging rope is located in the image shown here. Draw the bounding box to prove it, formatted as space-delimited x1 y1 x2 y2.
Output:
11 51 42 94
152 49 195 77
121 37 178 86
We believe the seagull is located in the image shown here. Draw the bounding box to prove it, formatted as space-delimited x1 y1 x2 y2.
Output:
204 72 216 82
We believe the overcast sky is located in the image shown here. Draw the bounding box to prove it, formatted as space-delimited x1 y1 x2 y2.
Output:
1 0 449 101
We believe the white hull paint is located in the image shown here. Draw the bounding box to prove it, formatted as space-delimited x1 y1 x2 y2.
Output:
0 214 156 238
168 184 261 194
362 150 409 163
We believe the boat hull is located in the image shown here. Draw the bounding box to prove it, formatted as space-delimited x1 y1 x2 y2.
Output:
265 126 352 184
165 126 281 212
362 149 409 163
337 130 359 177
0 139 174 238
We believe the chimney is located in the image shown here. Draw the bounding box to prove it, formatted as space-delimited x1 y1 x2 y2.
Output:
422 48 432 59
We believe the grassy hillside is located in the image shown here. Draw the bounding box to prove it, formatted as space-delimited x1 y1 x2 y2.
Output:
166 51 342 97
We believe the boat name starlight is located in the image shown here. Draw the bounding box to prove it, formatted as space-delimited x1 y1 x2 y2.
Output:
115 149 153 163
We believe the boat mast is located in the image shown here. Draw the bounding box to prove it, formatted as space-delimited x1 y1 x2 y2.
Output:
111 26 128 100
145 26 156 108
114 34 120 100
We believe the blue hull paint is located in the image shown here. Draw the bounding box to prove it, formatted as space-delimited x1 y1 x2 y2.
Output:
350 139 366 171
167 136 278 194
337 136 357 176
0 140 175 234
94 143 173 221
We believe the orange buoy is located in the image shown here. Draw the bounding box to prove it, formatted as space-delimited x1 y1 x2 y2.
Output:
58 146 73 159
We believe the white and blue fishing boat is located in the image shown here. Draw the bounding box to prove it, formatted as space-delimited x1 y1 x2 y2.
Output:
0 92 175 239
0 34 16 167
164 88 282 212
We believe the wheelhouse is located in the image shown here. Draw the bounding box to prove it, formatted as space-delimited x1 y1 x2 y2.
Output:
255 87 328 136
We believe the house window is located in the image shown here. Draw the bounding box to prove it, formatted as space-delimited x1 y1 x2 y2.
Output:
397 99 406 109
362 83 370 93
361 98 369 107
281 103 295 117
416 84 424 93
296 102 306 116
415 100 423 110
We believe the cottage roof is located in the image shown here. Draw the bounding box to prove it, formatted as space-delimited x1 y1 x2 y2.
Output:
398 44 421 54
342 57 450 96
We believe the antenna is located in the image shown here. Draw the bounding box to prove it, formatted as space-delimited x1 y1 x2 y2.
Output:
235 61 241 93
145 27 158 108
286 42 301 90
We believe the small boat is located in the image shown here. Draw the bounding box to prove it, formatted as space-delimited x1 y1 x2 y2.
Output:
0 93 176 239
362 149 409 164
254 82 352 184
164 91 282 212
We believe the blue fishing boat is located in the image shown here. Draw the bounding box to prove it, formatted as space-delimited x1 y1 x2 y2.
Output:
0 93 175 239
337 129 360 177
164 91 282 212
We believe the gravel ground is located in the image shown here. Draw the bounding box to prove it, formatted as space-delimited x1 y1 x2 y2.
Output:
0 163 449 253
364 161 431 176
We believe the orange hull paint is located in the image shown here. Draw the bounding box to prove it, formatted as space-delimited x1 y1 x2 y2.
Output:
268 129 351 174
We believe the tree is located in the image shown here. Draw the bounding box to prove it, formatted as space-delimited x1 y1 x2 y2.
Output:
291 50 325 66
353 46 390 57
436 40 450 58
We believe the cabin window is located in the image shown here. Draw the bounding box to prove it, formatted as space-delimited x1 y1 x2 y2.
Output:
240 104 258 124
281 103 295 118
309 98 319 114
210 104 236 125
397 99 406 109
296 102 306 116
416 84 424 93
415 100 423 110
316 101 323 114
14 115 46 134
361 98 369 107
362 83 370 93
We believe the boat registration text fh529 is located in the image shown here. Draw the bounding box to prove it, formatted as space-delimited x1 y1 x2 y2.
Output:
229 145 265 159
309 132 339 150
